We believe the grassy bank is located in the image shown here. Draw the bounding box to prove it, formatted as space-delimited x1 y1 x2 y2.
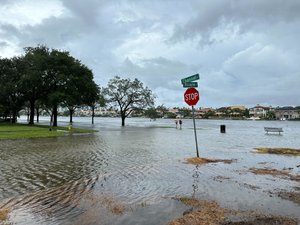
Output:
0 123 96 140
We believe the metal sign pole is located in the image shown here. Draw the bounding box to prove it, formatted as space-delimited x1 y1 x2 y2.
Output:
192 105 199 157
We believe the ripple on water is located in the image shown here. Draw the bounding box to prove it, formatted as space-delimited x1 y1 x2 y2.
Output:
1 119 300 224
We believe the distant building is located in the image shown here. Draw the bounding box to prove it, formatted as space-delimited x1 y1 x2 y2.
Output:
228 106 246 111
275 107 300 120
168 107 179 114
195 108 215 118
249 104 273 118
214 106 245 118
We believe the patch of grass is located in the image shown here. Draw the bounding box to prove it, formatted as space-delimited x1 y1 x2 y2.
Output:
37 124 97 133
184 157 235 165
0 208 9 221
84 193 126 215
249 167 300 181
253 148 300 156
278 192 300 205
0 123 96 140
170 197 298 225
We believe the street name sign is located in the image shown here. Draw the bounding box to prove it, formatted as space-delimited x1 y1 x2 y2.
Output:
183 82 198 88
181 73 199 84
184 88 200 106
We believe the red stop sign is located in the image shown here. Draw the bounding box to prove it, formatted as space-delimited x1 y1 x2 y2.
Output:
184 88 200 106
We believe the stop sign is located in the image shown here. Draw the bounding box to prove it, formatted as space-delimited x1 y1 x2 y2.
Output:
184 88 200 106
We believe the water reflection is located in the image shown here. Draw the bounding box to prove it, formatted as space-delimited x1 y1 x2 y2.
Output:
192 165 200 198
0 135 108 199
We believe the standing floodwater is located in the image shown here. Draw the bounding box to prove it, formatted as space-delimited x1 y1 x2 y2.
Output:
0 117 300 224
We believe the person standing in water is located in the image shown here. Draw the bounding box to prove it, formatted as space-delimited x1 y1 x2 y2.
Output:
179 119 182 129
175 119 178 129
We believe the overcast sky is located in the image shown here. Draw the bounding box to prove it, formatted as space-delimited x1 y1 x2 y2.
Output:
0 0 299 108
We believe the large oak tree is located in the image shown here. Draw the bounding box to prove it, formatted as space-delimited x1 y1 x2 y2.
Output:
0 45 100 126
104 76 155 126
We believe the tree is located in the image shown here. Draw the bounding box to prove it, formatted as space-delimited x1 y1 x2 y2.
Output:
179 108 191 118
156 104 168 118
243 108 250 118
61 57 99 124
0 57 25 123
266 111 276 120
85 83 103 125
104 76 155 126
144 107 159 119
22 45 50 124
203 110 216 119
44 49 99 126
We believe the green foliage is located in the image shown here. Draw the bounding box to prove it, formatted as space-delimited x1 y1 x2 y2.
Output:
243 108 250 118
202 110 216 119
179 108 191 117
156 104 168 117
144 107 159 119
0 57 25 122
103 76 155 126
265 111 276 120
165 112 177 119
0 45 100 126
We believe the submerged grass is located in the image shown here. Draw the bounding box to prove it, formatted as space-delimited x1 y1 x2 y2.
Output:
0 123 96 140
185 157 235 165
170 197 298 225
249 167 300 182
0 208 9 221
253 148 300 156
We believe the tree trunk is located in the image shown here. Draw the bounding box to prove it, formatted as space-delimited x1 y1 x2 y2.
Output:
53 105 58 127
29 99 35 125
121 115 125 126
69 109 73 124
36 106 39 123
12 110 17 123
92 105 95 125
48 112 54 131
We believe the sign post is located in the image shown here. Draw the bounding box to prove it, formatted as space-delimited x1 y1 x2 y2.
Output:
191 105 199 157
184 87 200 157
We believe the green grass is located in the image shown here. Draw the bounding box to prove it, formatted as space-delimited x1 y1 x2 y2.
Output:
0 123 96 140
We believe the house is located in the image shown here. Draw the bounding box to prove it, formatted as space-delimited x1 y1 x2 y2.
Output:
275 107 300 120
196 108 215 118
249 104 273 118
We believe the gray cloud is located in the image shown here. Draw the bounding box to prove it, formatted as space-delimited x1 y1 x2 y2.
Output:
0 0 299 107
171 0 300 44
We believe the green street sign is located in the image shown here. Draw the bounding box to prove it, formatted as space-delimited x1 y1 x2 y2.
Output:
181 74 199 84
183 82 198 88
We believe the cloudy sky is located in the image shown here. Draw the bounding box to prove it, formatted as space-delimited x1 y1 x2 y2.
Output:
0 0 299 108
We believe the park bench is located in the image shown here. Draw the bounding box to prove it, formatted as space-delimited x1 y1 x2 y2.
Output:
264 127 283 134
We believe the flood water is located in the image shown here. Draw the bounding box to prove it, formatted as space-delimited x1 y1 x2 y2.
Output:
0 117 300 224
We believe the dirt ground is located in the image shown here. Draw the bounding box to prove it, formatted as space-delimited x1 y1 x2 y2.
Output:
168 197 298 225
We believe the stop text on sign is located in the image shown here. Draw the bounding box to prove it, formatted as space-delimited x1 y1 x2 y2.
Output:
185 92 198 101
184 88 200 106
